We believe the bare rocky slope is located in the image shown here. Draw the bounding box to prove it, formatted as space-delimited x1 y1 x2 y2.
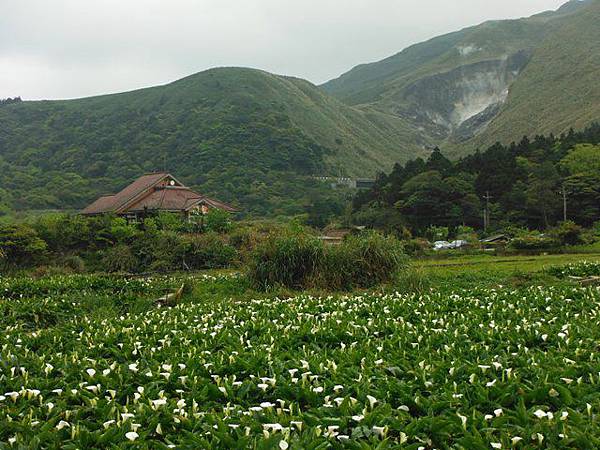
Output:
322 0 600 156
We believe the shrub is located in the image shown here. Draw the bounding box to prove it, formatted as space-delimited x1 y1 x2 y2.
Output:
101 244 138 273
249 229 407 290
204 209 234 233
510 232 559 251
456 225 475 237
0 223 47 268
31 265 74 278
593 221 600 237
403 238 430 256
248 230 324 289
132 230 185 273
154 212 186 232
323 232 407 290
426 226 449 242
61 255 86 273
108 218 139 244
550 221 585 246
352 206 405 233
33 214 91 253
394 267 431 294
229 226 263 263
182 232 237 270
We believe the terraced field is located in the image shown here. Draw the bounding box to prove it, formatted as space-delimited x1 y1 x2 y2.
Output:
1 273 600 448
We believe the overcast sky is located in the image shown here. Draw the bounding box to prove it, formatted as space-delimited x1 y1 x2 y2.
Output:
0 0 566 100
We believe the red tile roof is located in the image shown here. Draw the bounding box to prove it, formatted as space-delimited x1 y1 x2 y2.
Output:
113 173 175 213
196 196 238 213
128 187 201 212
82 173 237 215
81 195 117 215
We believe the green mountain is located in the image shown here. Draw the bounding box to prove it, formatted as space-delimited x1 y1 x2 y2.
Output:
322 0 600 156
1 0 597 216
0 68 427 215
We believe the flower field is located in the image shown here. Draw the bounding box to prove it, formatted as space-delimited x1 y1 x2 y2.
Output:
2 275 600 448
547 261 600 279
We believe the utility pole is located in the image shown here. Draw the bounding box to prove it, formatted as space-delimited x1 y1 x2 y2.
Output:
483 191 492 232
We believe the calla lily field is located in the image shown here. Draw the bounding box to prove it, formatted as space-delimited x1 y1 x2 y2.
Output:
1 270 600 448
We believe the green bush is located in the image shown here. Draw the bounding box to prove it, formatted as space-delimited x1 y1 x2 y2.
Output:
108 218 139 244
61 255 86 273
204 209 234 233
249 229 407 290
426 226 449 242
321 232 407 290
132 230 184 273
510 232 559 251
31 265 75 279
182 232 237 270
101 244 138 273
403 238 430 256
394 267 431 294
229 226 263 263
0 223 48 268
593 221 600 237
33 214 91 253
550 221 585 246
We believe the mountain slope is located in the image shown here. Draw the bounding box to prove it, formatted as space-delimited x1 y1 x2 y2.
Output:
465 0 600 153
322 0 599 154
0 68 428 214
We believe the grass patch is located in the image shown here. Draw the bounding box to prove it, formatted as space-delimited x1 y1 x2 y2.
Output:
248 229 407 291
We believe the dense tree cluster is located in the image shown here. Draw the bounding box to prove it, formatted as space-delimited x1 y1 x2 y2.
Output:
0 211 244 273
353 123 600 233
0 97 22 106
0 69 402 219
0 100 335 216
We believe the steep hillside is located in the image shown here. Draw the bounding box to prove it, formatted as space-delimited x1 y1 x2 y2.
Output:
322 0 598 153
0 68 427 214
464 0 600 154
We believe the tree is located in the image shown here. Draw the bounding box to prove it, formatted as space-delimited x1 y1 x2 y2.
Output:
559 144 600 176
0 224 47 268
526 162 561 228
425 148 452 175
306 194 346 229
396 171 451 231
563 173 600 226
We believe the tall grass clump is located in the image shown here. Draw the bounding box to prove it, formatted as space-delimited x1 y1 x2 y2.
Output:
249 229 407 290
321 232 408 290
248 229 324 290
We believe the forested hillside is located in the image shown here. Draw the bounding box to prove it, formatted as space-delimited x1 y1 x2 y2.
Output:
0 68 425 215
353 123 600 231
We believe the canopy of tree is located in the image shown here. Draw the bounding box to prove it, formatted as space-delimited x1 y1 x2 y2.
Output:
353 123 600 232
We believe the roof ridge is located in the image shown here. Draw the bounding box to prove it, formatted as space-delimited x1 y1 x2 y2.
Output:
114 173 171 213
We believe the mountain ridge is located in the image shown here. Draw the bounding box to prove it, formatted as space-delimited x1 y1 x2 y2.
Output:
321 0 599 155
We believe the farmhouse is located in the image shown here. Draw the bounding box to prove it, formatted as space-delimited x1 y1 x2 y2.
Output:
81 172 237 220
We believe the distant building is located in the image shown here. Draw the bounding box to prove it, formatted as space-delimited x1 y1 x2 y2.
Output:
81 173 237 220
314 176 376 190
